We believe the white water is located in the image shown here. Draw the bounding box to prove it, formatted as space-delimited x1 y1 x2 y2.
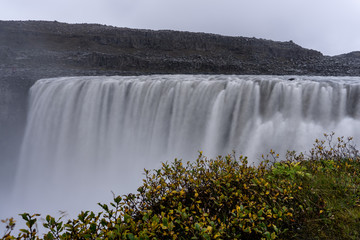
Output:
3 75 360 221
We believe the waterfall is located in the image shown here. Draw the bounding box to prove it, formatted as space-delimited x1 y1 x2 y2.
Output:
5 75 360 218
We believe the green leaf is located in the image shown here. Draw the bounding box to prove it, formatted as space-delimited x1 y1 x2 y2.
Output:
127 233 135 240
45 232 54 240
203 233 211 240
195 223 201 231
20 213 30 221
162 217 168 227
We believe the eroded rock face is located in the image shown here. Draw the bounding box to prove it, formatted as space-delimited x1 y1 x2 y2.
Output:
1 20 359 76
0 20 334 75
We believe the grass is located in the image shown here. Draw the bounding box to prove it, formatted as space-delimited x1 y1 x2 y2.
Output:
299 157 360 239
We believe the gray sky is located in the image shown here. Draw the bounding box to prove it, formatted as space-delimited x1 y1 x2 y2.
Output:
1 0 360 56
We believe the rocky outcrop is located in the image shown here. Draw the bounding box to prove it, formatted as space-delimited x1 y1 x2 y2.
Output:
2 20 360 77
0 20 320 75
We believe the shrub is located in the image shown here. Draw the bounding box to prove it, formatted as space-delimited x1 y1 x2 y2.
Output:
2 133 360 239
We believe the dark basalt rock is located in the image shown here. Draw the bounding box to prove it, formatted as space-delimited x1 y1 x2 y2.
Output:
1 20 360 78
1 20 359 79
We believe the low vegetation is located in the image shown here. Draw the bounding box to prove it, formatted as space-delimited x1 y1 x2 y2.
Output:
2 132 360 239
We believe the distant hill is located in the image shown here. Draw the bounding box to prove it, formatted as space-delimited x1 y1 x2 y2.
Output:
334 51 360 59
1 20 359 78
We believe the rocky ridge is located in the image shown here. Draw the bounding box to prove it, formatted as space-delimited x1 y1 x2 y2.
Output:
2 20 360 79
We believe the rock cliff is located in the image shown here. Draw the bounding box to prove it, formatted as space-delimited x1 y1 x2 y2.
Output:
3 20 359 78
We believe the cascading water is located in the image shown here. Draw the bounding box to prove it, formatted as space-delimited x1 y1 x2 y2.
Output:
3 74 360 220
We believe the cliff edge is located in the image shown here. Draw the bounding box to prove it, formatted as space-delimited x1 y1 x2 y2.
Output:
2 20 359 78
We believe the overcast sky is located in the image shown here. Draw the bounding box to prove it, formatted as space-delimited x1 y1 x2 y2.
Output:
1 0 359 56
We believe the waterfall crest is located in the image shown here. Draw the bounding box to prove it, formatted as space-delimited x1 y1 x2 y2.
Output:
9 75 360 216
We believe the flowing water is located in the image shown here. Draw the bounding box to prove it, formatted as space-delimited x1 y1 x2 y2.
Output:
2 74 360 221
